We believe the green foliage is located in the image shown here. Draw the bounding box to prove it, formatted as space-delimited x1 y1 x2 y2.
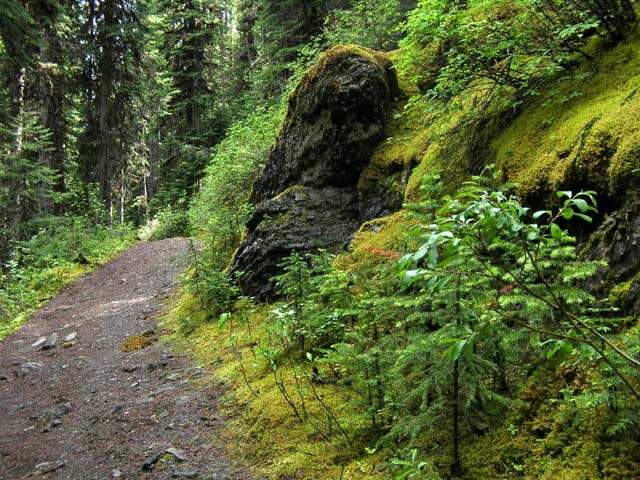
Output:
399 0 638 125
0 0 36 69
215 167 640 477
392 448 442 479
492 30 640 203
139 202 190 241
392 170 640 475
189 104 284 266
323 0 409 51
18 217 134 268
401 170 638 395
271 251 350 353
152 0 231 206
185 240 240 324
254 0 327 96
0 115 64 258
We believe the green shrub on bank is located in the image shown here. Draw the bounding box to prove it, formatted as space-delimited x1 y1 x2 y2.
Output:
138 203 190 241
189 104 284 267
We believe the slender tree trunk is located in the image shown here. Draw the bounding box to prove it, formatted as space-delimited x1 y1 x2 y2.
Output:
143 172 149 218
13 67 26 157
8 67 27 234
452 357 462 477
39 21 66 200
120 172 125 224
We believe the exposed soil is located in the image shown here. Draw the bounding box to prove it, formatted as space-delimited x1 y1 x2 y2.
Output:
0 238 253 480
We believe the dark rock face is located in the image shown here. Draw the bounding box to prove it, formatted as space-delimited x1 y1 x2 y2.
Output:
584 192 640 314
229 46 399 299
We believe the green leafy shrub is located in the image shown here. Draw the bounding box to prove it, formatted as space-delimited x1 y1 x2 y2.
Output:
138 204 190 241
189 104 283 267
401 0 637 111
323 0 409 51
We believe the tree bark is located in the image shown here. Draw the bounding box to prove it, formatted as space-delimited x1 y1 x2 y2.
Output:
39 17 67 200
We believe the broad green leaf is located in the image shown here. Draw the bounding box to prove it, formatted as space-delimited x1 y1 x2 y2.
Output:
557 190 573 199
561 208 574 220
574 212 593 223
550 222 563 240
572 198 589 212
443 338 467 362
532 210 551 219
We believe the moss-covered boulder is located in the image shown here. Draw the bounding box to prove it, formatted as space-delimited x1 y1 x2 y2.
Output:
229 45 399 299
250 45 399 203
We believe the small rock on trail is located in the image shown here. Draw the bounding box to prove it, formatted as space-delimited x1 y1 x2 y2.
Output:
42 332 58 350
0 238 252 479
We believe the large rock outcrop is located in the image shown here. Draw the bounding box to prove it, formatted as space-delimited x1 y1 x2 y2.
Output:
229 46 400 299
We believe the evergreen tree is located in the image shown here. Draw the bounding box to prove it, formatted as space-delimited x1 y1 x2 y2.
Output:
232 0 258 98
0 115 62 259
0 0 69 256
152 0 230 208
30 0 69 199
255 0 326 95
76 0 146 218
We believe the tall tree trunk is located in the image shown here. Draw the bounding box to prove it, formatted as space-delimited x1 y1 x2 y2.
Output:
120 173 125 224
9 67 27 233
39 19 66 200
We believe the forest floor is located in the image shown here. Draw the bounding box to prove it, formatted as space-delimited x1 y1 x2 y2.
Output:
0 238 253 480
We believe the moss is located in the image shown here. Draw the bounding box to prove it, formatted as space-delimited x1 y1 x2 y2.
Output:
361 117 423 182
358 101 429 207
388 49 421 98
335 211 414 273
120 335 154 352
352 49 430 206
609 279 633 307
398 79 518 202
404 145 441 203
286 45 399 127
460 362 640 480
292 44 395 98
608 131 640 195
272 184 306 201
493 31 640 204
160 290 385 480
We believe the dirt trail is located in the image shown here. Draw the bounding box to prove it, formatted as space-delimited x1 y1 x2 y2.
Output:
0 238 252 480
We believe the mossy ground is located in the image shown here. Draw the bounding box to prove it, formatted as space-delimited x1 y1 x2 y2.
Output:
161 293 389 479
383 30 640 479
164 243 640 479
120 334 155 352
493 32 640 204
335 211 414 273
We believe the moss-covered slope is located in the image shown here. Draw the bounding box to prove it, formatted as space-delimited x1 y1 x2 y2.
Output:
174 29 640 480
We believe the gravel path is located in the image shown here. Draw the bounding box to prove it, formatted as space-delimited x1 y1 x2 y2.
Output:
0 238 252 480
